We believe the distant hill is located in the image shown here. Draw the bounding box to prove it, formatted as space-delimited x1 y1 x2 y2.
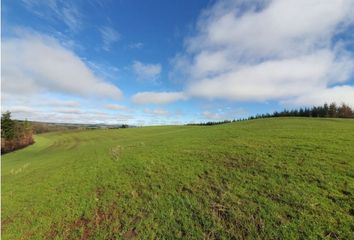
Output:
2 113 133 153
20 120 133 134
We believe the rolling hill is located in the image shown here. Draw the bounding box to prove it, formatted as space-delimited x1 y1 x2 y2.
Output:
2 118 354 239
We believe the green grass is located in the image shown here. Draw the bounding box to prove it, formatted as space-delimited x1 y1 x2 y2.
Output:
2 118 354 239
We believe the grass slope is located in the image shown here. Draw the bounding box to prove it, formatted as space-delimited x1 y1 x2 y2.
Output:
2 118 354 239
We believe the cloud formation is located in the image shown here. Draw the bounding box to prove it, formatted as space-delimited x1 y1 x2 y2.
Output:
128 42 144 49
132 91 186 104
22 0 83 32
284 85 354 107
99 26 121 51
2 31 122 100
4 104 132 124
105 104 127 111
144 108 170 116
132 61 162 81
201 107 247 121
171 0 354 106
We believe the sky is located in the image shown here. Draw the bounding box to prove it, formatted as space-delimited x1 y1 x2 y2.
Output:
2 0 354 125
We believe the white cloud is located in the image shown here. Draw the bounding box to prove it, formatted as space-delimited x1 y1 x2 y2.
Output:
56 108 82 114
99 26 120 51
285 85 354 108
3 105 132 124
132 61 162 81
43 100 81 108
172 0 354 106
86 61 119 81
105 104 127 111
22 0 83 32
128 42 144 49
201 107 247 121
5 105 36 114
189 0 354 59
1 93 134 124
187 50 353 101
60 3 82 32
144 108 170 116
2 31 122 100
132 91 187 104
202 111 223 120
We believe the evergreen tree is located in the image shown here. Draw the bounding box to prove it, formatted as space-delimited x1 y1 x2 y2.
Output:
189 102 353 125
1 111 15 140
328 103 337 117
323 103 329 117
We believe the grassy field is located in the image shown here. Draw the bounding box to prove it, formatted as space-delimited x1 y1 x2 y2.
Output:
2 118 354 239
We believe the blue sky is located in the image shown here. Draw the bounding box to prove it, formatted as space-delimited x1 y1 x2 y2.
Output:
2 0 354 125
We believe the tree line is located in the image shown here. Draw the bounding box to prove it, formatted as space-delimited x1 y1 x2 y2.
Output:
188 103 354 126
1 111 34 154
187 120 233 126
248 103 353 120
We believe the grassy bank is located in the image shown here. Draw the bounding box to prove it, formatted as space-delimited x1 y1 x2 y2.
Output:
2 118 354 239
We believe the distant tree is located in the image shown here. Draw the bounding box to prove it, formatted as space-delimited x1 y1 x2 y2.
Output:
328 103 337 118
1 112 34 154
1 111 15 140
323 103 329 117
188 102 353 125
338 103 353 118
14 119 32 138
299 108 304 117
303 108 310 117
292 109 299 116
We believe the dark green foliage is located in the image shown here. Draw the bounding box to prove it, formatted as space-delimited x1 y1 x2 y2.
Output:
1 112 34 153
329 103 337 117
1 111 15 140
187 120 231 126
189 103 353 126
251 103 354 120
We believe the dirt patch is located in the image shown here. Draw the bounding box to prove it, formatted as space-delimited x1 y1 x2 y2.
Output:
46 187 144 239
222 156 259 170
47 215 91 240
76 217 91 240
47 198 120 239
211 202 232 223
1 217 14 231
122 228 138 239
